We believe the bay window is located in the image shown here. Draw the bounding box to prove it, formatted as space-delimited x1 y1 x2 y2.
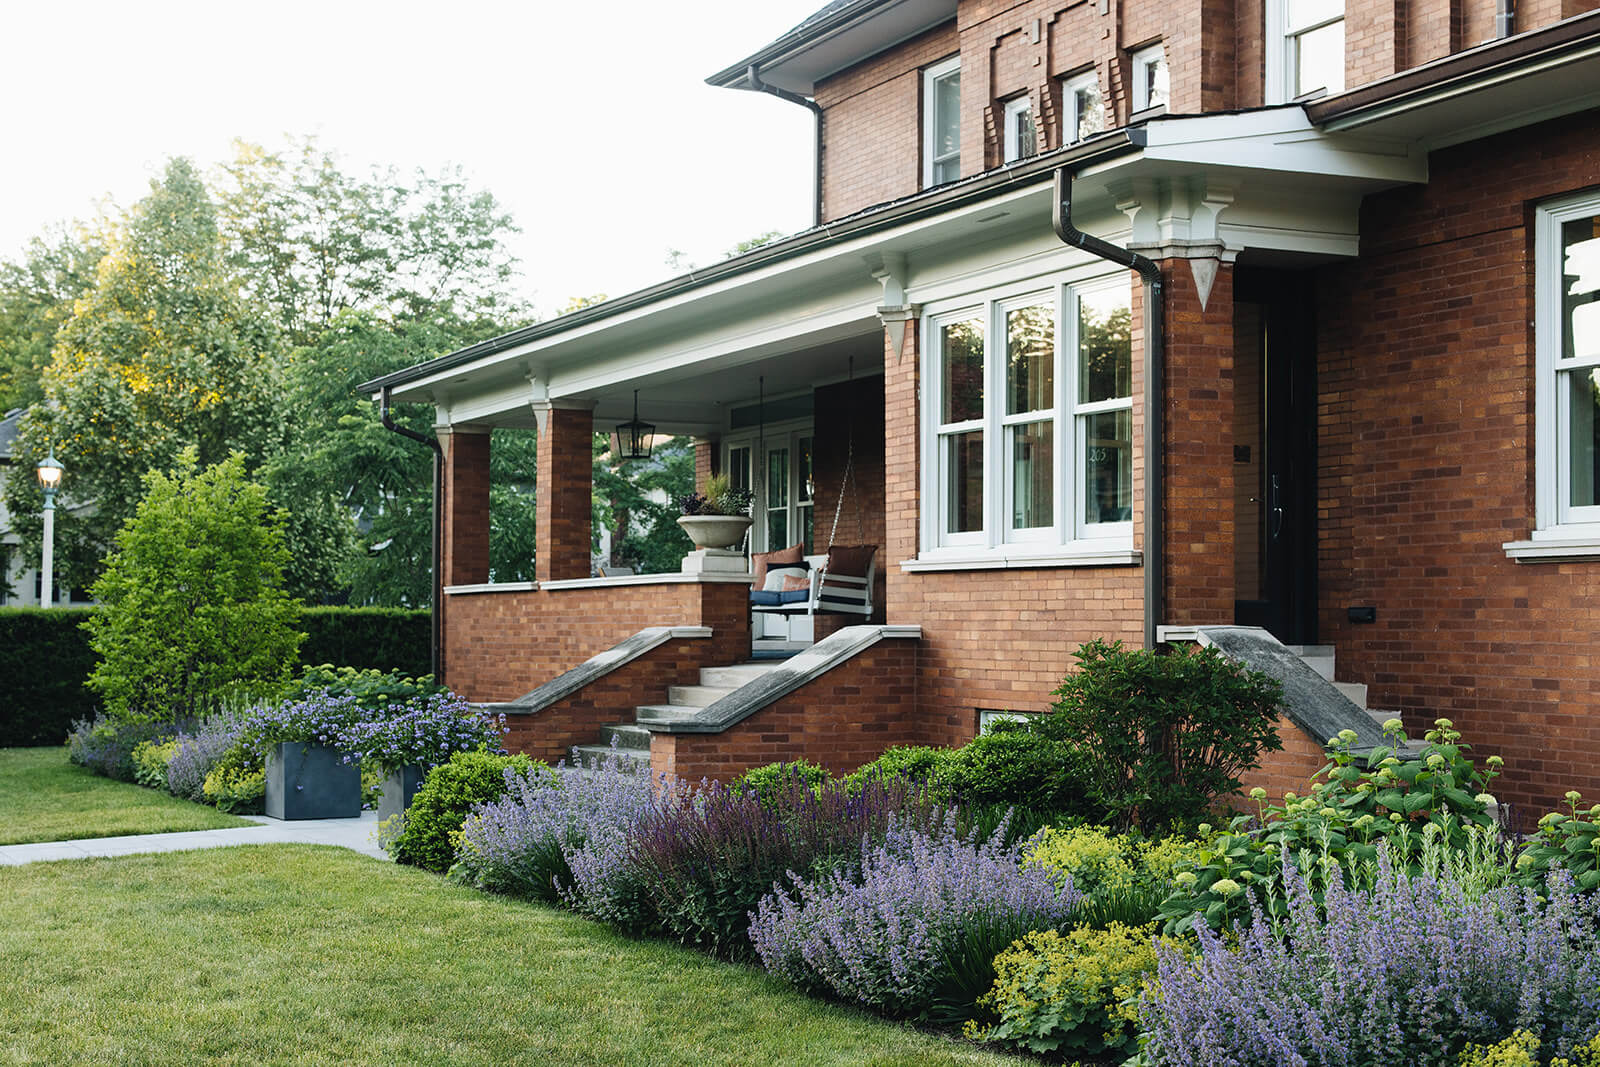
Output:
924 277 1133 561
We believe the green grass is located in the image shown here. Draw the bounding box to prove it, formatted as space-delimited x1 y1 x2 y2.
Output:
0 845 1027 1066
0 746 252 845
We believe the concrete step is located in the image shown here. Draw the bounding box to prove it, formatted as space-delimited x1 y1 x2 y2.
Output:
600 723 652 751
1335 680 1368 708
699 663 779 688
634 703 706 723
667 684 739 708
1368 708 1397 730
570 744 650 770
1285 644 1335 658
1286 644 1336 680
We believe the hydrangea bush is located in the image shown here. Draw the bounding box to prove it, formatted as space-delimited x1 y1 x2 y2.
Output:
1140 853 1600 1067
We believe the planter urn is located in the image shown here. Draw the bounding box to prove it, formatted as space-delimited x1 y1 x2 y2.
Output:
264 742 361 821
676 514 752 551
377 764 427 823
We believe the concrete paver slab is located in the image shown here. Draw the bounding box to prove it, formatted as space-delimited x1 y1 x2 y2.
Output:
0 811 387 866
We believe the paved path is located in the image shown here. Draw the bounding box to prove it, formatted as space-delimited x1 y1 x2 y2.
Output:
0 810 388 866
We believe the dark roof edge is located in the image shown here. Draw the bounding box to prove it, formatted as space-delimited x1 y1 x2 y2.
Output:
359 130 1143 396
1307 8 1600 126
706 0 895 90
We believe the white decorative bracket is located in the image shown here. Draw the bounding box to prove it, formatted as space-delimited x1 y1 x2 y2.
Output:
1111 178 1236 312
869 252 921 363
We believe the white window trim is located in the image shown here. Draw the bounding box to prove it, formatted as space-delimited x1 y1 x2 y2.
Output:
1131 43 1167 114
1504 190 1600 563
916 274 1137 571
922 55 961 189
1061 71 1103 144
1002 95 1034 163
1265 0 1346 103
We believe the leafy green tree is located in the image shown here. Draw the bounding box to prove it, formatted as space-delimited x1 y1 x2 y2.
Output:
0 225 106 411
3 158 285 590
595 434 694 574
489 429 538 582
84 450 303 723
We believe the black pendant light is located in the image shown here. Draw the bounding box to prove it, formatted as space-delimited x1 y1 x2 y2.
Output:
614 390 654 461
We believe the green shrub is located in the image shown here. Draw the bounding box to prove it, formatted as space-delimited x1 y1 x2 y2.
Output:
388 750 536 873
83 451 304 723
288 665 444 710
298 607 429 677
1517 791 1600 893
1155 718 1509 934
968 923 1171 1058
202 764 266 814
1033 639 1284 829
67 715 172 781
1457 1029 1600 1067
0 607 100 745
130 739 180 790
942 731 1092 818
843 745 956 798
734 760 830 805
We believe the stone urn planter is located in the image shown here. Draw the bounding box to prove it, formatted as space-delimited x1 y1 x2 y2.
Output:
377 764 427 823
264 742 361 821
676 514 752 550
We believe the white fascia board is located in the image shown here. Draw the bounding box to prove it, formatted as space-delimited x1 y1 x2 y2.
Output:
1139 109 1427 185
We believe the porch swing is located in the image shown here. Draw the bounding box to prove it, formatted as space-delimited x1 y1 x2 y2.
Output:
749 361 877 620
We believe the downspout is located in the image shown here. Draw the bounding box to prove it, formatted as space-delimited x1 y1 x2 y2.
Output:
748 64 824 227
1496 0 1515 38
1051 167 1165 650
380 386 444 680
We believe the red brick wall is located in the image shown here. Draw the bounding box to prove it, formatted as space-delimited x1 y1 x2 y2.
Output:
1313 109 1600 812
441 429 491 588
502 638 729 765
535 407 594 583
1162 261 1236 625
1237 717 1335 802
444 581 750 702
649 638 920 782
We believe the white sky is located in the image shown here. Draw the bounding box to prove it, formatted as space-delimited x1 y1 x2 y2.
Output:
0 0 822 319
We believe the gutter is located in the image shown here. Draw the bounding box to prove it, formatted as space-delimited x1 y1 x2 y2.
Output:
1051 167 1165 651
360 128 1145 397
706 0 901 90
380 386 444 679
747 63 824 227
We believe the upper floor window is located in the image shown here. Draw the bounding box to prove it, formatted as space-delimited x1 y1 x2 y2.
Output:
923 56 961 187
1131 44 1169 112
1536 192 1600 533
1062 71 1106 143
1268 0 1345 101
925 277 1133 555
1002 95 1036 163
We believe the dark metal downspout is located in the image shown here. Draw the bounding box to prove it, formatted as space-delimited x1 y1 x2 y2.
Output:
380 386 444 679
748 64 824 227
1051 167 1165 650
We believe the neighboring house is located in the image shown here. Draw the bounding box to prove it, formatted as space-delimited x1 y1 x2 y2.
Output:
364 0 1600 812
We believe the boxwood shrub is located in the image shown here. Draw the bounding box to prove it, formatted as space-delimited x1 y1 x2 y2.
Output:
387 750 536 873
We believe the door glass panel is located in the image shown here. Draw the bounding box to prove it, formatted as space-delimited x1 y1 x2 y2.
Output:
1563 217 1600 360
1079 290 1132 403
1011 420 1053 530
1083 410 1132 525
1569 368 1600 508
797 436 815 552
727 446 751 494
766 447 790 548
945 431 984 534
1006 303 1054 415
942 318 985 423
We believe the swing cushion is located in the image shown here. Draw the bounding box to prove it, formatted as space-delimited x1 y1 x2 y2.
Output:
751 543 804 587
750 563 811 606
823 544 876 578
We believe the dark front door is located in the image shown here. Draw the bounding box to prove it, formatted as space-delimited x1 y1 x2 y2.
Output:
1233 267 1318 645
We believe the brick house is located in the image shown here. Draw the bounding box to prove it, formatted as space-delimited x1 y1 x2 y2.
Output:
363 0 1600 812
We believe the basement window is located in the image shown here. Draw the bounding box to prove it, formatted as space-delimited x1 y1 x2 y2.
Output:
1506 190 1600 561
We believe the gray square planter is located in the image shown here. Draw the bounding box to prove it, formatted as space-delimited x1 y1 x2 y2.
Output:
265 742 361 820
377 765 427 823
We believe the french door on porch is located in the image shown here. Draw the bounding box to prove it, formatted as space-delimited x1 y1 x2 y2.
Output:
726 427 815 643
1233 268 1318 646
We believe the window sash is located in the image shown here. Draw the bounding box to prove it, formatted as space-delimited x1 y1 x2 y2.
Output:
1062 73 1105 144
1002 96 1036 163
924 58 961 188
1536 194 1600 529
1132 45 1168 111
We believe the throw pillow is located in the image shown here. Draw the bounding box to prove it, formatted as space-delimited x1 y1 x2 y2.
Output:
751 543 804 586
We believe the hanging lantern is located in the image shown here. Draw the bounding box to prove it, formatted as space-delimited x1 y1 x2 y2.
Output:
613 390 654 461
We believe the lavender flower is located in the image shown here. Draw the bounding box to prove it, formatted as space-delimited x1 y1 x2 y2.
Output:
1139 849 1600 1066
338 693 505 774
165 709 251 800
749 813 1083 1017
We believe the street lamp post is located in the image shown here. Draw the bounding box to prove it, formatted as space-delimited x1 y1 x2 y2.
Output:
36 453 63 608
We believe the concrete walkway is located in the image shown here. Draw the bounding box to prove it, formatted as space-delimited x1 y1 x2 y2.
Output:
0 810 388 866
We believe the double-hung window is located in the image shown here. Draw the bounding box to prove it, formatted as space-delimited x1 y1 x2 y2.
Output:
1002 95 1036 163
1062 71 1106 144
1535 193 1600 536
1267 0 1345 101
923 56 961 187
1131 44 1169 112
926 277 1134 561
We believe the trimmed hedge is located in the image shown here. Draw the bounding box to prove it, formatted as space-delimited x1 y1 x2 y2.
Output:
0 606 430 746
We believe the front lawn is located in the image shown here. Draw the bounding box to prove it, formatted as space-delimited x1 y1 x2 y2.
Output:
0 746 252 845
0 844 1027 1066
